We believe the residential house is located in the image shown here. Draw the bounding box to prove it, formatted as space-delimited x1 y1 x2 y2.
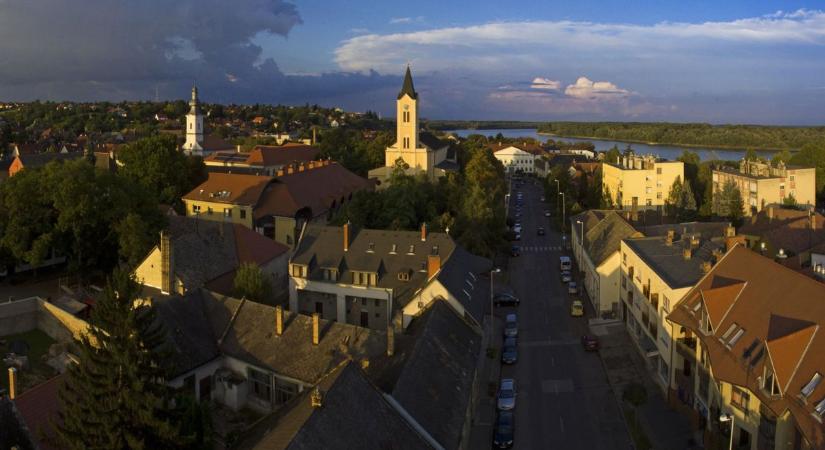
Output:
491 142 546 175
713 159 816 216
737 205 825 267
620 231 728 396
203 143 320 176
289 223 491 331
133 215 290 300
668 246 825 450
8 152 82 177
182 161 372 246
602 152 684 211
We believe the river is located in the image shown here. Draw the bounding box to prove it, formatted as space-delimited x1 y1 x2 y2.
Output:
448 128 778 162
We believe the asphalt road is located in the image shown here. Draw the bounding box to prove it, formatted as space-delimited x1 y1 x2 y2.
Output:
498 177 633 450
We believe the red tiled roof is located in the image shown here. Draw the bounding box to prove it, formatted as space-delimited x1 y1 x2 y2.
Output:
248 144 320 167
14 373 64 450
765 315 818 393
183 172 273 206
701 281 746 331
232 223 289 265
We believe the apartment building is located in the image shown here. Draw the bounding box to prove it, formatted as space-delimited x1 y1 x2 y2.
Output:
713 159 816 216
602 153 684 211
620 231 728 396
668 246 825 450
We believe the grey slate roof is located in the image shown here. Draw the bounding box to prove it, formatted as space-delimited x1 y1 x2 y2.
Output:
167 216 239 288
572 211 639 267
199 291 392 384
237 362 433 450
419 131 448 151
391 300 481 450
434 246 491 323
624 236 725 289
152 292 221 377
17 152 81 168
293 225 456 311
641 221 730 240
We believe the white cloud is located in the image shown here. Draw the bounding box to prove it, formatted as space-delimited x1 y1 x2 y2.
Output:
389 16 424 25
530 77 561 90
335 10 825 74
564 77 629 99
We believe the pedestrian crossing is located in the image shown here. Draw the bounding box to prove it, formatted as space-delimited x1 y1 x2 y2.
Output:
518 245 563 253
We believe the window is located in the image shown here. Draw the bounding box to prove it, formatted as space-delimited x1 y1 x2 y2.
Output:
721 323 738 340
248 368 272 402
731 385 750 412
240 209 246 219
224 208 232 218
192 204 201 214
656 168 662 175
764 367 780 396
374 299 380 307
801 372 822 399
815 398 825 417
657 192 662 199
361 298 367 306
274 380 298 405
207 207 213 215
728 328 745 347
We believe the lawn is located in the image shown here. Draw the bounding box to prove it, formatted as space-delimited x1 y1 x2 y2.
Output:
0 329 58 395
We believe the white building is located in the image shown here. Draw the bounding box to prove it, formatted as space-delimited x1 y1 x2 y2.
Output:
492 143 545 174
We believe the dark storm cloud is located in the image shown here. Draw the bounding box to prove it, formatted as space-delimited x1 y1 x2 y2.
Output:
0 0 396 108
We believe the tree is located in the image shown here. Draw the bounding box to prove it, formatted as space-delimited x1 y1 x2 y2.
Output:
718 180 745 223
665 176 684 218
117 134 206 206
772 149 792 165
680 181 697 220
57 269 187 449
783 192 798 208
790 142 825 203
234 262 273 303
604 146 621 164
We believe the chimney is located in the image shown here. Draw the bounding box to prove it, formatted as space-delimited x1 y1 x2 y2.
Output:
701 261 712 274
387 326 395 356
768 205 774 221
275 305 284 336
287 166 294 174
343 222 351 252
298 163 305 172
8 367 17 400
312 313 320 345
725 223 736 238
160 230 173 295
420 223 427 242
427 254 441 279
310 387 323 408
690 235 700 248
726 235 746 252
665 229 675 246
683 247 692 260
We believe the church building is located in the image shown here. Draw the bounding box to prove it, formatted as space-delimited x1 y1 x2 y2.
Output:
181 86 234 156
368 67 457 187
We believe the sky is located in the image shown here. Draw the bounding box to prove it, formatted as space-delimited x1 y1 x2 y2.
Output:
1 0 825 125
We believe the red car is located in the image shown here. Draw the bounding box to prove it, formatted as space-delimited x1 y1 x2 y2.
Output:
581 335 600 351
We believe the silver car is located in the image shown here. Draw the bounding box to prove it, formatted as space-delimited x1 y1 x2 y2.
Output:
497 378 517 410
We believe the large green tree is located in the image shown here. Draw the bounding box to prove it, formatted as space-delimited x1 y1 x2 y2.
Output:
234 262 273 303
717 180 745 223
790 142 825 202
56 269 188 449
116 134 207 206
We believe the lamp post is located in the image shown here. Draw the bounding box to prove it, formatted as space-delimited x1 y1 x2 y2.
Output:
576 219 584 263
554 179 560 216
719 413 734 450
490 267 501 343
559 191 566 238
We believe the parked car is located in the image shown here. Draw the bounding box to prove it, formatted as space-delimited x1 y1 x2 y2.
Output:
493 411 515 448
513 233 521 241
504 313 518 337
544 210 551 217
537 227 545 236
568 281 578 295
510 246 520 257
541 196 546 202
560 270 572 283
581 335 600 351
494 292 520 307
497 378 517 410
501 337 518 364
570 299 584 317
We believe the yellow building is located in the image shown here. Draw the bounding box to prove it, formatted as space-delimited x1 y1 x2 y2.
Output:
367 67 457 187
713 159 816 216
602 153 684 211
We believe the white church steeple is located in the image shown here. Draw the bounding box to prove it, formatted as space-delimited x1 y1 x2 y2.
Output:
183 85 204 155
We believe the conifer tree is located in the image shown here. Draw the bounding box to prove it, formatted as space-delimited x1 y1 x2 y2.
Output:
56 269 187 450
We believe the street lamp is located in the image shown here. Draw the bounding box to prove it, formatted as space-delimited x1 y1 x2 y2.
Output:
719 413 734 450
490 267 501 342
576 219 584 263
554 179 560 216
558 191 566 237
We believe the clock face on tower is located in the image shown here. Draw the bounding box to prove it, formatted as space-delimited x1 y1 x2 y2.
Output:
403 104 409 111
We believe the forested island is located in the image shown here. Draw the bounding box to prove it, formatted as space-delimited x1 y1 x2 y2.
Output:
537 122 825 151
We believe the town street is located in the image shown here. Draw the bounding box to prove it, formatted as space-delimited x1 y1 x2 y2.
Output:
499 178 633 450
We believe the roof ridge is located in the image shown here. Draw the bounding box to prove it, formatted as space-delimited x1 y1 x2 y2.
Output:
218 296 247 346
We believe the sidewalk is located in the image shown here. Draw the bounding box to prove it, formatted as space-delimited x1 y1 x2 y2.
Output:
593 323 698 450
468 315 503 449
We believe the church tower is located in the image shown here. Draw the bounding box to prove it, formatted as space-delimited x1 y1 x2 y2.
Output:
396 66 419 153
183 86 204 155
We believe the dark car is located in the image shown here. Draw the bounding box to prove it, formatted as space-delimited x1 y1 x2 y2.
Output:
581 335 600 351
493 410 514 448
503 313 518 337
510 246 520 257
537 227 545 236
494 292 520 307
501 337 518 364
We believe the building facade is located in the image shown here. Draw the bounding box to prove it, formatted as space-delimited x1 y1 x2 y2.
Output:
602 153 684 211
713 160 816 216
492 144 544 174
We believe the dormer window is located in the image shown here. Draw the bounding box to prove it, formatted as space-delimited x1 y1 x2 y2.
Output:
815 398 825 418
801 372 822 400
390 244 397 254
407 245 415 255
397 270 411 281
763 365 780 396
432 245 439 255
367 242 375 253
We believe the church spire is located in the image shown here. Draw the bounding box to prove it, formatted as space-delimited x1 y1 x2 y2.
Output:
189 84 201 114
397 65 418 100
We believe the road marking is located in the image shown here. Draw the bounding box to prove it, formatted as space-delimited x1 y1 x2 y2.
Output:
559 416 565 433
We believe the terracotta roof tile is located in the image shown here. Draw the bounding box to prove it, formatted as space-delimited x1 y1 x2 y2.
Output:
183 172 273 206
701 281 746 331
765 315 818 393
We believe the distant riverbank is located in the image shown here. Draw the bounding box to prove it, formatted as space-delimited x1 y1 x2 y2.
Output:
448 128 777 162
537 131 792 153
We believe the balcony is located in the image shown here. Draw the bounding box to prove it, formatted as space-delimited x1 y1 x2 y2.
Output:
650 293 659 310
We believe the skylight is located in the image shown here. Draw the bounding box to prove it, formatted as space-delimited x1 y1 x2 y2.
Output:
815 398 825 416
728 328 745 347
801 372 822 398
721 323 738 340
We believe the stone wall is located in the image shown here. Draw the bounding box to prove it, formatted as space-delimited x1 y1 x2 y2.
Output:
0 297 89 343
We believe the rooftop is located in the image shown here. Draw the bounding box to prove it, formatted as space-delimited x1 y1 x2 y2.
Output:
623 235 725 289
